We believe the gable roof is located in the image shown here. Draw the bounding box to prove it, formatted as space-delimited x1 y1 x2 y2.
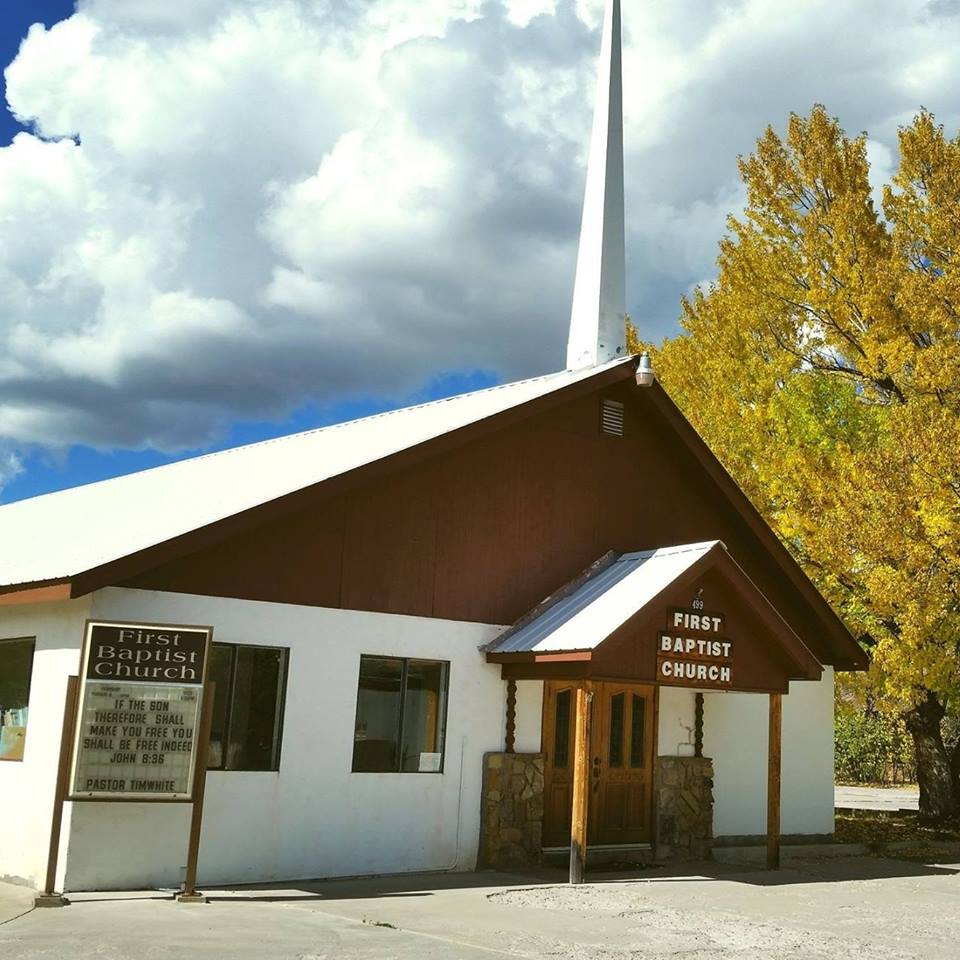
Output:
0 355 866 671
485 540 823 681
0 359 634 592
488 542 718 654
638 380 868 671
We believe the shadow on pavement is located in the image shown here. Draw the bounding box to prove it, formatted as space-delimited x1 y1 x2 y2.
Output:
57 853 960 909
192 853 960 904
67 893 175 905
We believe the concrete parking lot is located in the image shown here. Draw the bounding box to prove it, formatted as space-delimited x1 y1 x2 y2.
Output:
2 854 958 960
835 785 920 811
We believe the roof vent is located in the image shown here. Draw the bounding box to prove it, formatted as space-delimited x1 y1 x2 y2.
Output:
600 398 625 437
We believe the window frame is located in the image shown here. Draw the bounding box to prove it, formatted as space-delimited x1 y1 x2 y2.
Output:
0 636 36 763
351 654 451 775
207 641 289 773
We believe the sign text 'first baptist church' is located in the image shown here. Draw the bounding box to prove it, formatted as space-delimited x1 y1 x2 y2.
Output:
657 608 734 688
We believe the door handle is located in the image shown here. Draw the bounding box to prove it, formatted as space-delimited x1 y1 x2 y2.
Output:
592 756 601 793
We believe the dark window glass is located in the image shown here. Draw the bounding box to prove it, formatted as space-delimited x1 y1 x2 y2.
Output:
0 638 35 762
609 692 625 767
554 689 571 768
630 695 647 769
207 643 287 772
207 645 234 770
229 647 285 770
353 656 448 773
401 660 447 772
353 657 403 772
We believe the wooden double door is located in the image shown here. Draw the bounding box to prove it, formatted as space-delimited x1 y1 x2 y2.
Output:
542 681 655 847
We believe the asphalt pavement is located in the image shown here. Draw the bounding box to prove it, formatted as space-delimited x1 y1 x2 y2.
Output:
835 785 919 811
2 853 958 960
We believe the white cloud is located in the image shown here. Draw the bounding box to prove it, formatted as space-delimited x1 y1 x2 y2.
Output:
866 138 895 211
505 0 558 28
0 0 958 463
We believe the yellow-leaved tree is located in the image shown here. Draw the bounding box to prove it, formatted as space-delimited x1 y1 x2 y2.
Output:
635 106 960 821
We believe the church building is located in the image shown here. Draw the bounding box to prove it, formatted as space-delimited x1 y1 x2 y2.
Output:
0 0 865 892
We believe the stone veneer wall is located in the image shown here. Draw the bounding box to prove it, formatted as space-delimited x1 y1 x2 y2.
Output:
478 752 544 869
656 756 714 861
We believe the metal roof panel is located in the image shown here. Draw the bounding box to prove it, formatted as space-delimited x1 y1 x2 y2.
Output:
0 359 634 588
487 542 720 654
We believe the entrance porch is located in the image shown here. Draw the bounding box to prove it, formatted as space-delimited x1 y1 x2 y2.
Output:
480 542 826 882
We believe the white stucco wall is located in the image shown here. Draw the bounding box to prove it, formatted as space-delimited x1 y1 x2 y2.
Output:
3 585 837 890
0 598 90 888
56 587 511 890
656 687 696 757
513 680 544 754
704 668 835 838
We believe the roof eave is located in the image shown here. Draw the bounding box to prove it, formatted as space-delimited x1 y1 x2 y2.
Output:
0 581 74 606
486 650 594 663
486 541 825 683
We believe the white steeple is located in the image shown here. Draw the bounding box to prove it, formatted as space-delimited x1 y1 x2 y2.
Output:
566 0 626 370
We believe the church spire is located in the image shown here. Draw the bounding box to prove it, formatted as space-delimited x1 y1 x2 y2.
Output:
566 0 626 370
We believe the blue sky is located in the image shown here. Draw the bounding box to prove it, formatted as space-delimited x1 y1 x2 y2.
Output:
0 2 499 504
0 1 74 146
1 1 958 506
3 370 497 504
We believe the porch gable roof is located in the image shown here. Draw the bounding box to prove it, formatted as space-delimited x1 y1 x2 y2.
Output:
485 542 717 656
485 540 823 683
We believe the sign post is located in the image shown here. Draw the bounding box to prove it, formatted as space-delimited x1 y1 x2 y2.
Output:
38 620 214 905
34 677 80 908
178 680 215 903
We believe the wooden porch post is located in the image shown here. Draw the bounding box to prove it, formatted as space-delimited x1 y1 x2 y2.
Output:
569 681 593 884
766 692 782 870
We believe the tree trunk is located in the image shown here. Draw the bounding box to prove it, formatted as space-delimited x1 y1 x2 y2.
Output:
903 691 958 823
951 739 960 801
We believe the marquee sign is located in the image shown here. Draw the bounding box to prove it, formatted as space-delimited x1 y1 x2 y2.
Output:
69 621 212 802
656 607 733 689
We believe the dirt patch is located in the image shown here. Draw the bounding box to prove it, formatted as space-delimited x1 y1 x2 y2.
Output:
835 809 960 846
489 885 922 959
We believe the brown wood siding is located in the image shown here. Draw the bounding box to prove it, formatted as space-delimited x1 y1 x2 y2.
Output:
590 566 803 693
121 380 836 663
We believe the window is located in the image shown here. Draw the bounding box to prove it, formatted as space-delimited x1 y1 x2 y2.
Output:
630 694 647 768
352 656 449 773
553 688 571 768
206 643 288 771
609 692 625 767
0 637 35 762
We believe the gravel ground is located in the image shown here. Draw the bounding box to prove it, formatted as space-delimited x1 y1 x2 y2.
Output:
2 857 959 960
490 882 929 959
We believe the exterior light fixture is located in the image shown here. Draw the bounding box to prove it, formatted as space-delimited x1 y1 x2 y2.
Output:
635 352 655 387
